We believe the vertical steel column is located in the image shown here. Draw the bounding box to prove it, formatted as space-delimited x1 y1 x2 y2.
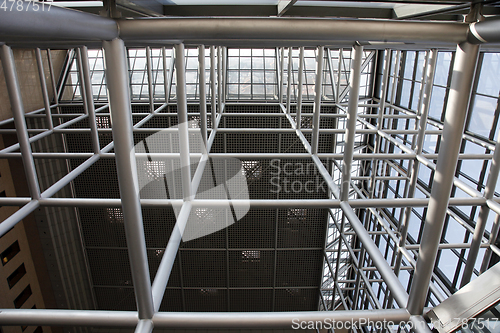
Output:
311 46 324 155
407 42 479 315
394 49 437 278
376 50 390 133
341 44 362 201
461 127 500 285
481 214 500 272
338 44 362 307
151 112 218 312
279 47 285 104
416 51 430 116
46 49 58 104
0 45 41 200
286 47 292 113
296 46 304 129
275 47 281 102
199 45 208 146
336 49 343 102
210 46 217 123
146 46 154 113
389 51 400 106
368 50 390 200
222 46 227 104
326 48 337 102
57 49 74 101
217 46 223 113
35 48 53 130
340 203 409 308
76 48 89 118
395 50 431 227
80 46 101 154
102 38 154 320
135 319 153 333
162 47 169 104
175 43 192 201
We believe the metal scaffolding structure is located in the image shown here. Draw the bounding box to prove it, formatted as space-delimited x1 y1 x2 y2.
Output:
1 4 500 333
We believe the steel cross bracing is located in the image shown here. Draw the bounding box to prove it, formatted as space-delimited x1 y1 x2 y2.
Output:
0 7 500 333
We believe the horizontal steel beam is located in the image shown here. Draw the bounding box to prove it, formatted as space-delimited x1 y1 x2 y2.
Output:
468 17 500 44
0 309 411 328
0 151 491 162
0 5 118 41
117 18 467 44
0 196 485 208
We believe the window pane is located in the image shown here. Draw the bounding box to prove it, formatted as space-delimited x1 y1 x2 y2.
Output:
468 94 498 139
404 51 416 79
429 86 446 120
434 52 452 87
477 53 500 96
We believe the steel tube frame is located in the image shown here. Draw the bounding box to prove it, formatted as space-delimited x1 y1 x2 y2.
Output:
407 42 479 315
340 202 409 308
0 21 497 328
311 46 324 154
151 126 218 310
296 46 304 128
279 47 284 104
199 45 208 145
223 46 227 104
357 115 500 219
0 196 484 209
102 38 154 320
461 115 500 286
0 201 40 238
280 79 411 312
349 181 447 305
481 214 500 272
174 43 193 201
341 44 362 201
162 47 171 104
336 49 343 102
0 44 41 200
336 43 362 306
146 46 155 114
286 47 292 113
80 45 101 154
150 43 202 311
117 18 467 45
46 49 59 104
369 49 390 198
394 49 438 280
217 46 223 114
0 7 474 45
35 48 54 130
0 5 118 41
324 222 382 310
1 150 489 161
0 308 411 328
210 45 217 123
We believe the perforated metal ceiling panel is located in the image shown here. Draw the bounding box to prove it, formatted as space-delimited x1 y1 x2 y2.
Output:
61 104 329 312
